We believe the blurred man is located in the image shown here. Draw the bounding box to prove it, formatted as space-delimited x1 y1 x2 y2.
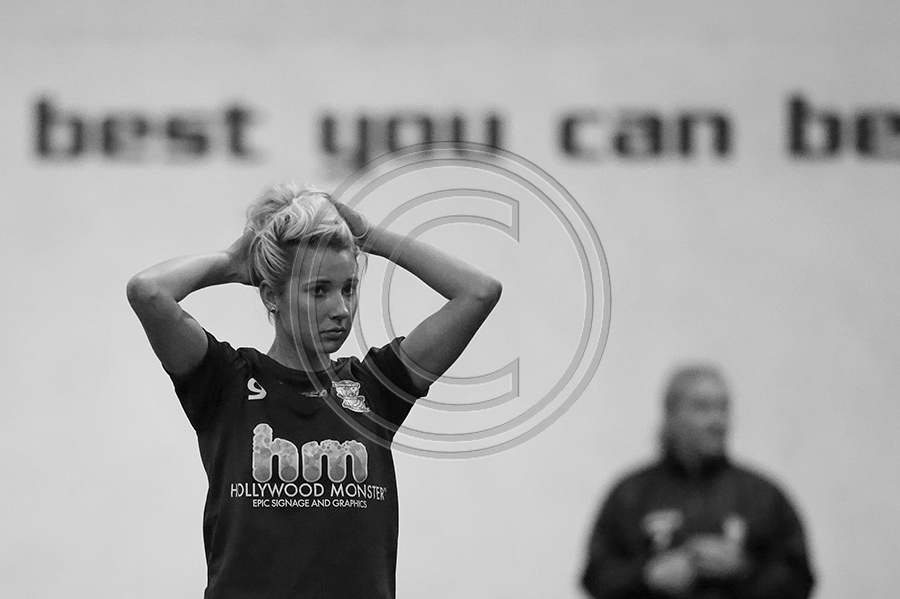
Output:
581 365 815 599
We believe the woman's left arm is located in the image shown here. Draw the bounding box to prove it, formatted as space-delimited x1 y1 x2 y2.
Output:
333 200 502 390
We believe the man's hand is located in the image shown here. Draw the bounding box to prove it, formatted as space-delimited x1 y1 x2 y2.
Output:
644 548 696 596
687 534 747 579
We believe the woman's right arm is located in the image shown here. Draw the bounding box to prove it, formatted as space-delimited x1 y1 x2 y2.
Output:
126 230 253 376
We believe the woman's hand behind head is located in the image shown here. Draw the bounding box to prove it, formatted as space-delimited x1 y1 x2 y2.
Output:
224 227 256 286
327 197 370 242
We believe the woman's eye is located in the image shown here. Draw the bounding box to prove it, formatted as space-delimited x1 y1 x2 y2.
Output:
312 285 327 296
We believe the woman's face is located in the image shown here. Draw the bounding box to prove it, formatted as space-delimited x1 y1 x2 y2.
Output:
274 245 359 367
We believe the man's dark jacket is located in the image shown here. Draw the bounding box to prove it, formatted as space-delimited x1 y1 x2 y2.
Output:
581 451 815 599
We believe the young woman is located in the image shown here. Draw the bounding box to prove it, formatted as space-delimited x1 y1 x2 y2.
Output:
126 184 501 598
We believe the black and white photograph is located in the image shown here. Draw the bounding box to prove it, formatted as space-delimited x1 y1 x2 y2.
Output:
2 2 898 598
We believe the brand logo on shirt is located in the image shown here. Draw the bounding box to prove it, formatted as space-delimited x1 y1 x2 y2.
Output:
251 423 369 483
233 423 388 509
301 389 329 398
332 380 370 413
643 509 684 551
247 378 267 400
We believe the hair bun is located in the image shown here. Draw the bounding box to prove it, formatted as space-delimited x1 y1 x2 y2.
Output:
244 182 359 295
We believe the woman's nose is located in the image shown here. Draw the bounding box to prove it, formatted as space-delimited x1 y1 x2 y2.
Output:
330 292 350 319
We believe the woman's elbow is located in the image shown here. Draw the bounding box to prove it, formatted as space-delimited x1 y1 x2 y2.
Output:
126 273 161 309
473 276 502 309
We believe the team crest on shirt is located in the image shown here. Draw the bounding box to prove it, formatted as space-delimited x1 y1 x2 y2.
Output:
723 514 747 544
642 509 684 551
332 380 370 413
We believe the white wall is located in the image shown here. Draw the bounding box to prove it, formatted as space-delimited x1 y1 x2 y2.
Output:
2 2 899 598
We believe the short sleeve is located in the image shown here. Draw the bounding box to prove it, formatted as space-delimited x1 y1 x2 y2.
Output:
165 330 243 431
358 337 430 428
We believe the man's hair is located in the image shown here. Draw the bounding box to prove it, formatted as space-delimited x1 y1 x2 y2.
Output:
663 364 729 413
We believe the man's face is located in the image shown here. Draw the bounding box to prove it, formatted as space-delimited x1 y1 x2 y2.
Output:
668 375 730 460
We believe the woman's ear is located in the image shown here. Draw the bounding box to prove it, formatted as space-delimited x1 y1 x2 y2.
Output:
259 282 279 314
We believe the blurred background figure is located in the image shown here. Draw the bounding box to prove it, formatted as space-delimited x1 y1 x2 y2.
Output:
581 365 815 599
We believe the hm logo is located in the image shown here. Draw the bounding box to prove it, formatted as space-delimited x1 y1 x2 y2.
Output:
251 423 368 484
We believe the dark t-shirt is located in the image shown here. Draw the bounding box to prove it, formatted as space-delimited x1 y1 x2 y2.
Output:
168 331 428 599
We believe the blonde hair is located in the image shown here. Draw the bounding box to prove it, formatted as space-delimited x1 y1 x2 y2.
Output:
246 183 361 297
